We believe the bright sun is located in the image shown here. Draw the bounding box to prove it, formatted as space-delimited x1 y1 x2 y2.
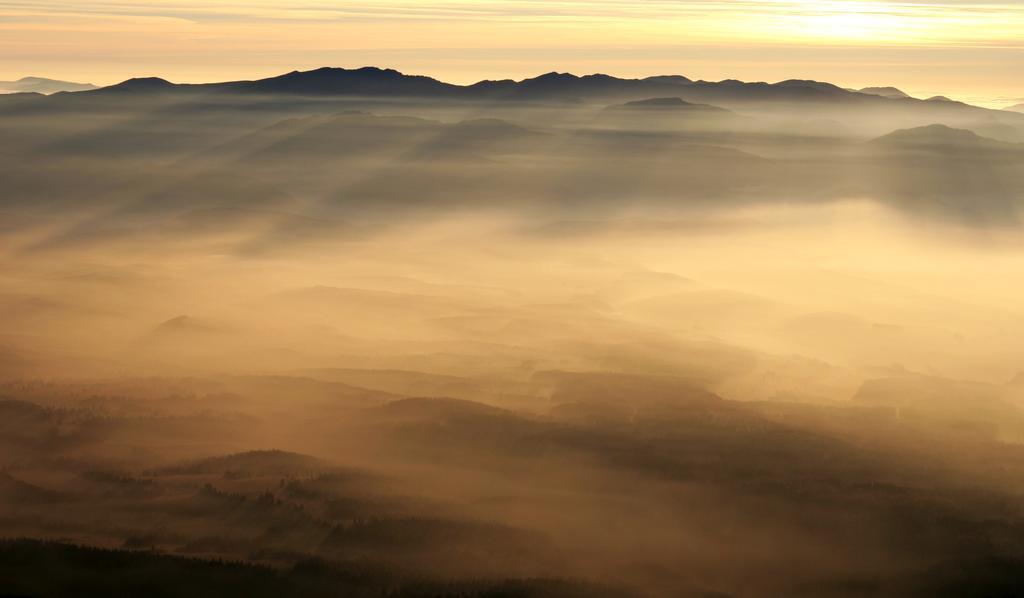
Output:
781 1 913 42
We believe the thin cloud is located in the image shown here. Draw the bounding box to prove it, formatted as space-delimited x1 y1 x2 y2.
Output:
3 1 1024 24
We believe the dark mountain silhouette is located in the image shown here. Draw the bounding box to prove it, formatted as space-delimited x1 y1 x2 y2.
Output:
230 67 457 97
94 76 177 94
609 97 729 113
1007 103 1024 114
858 86 912 100
641 75 693 85
871 124 1020 152
60 66 961 109
0 91 42 106
7 67 1018 141
230 68 698 102
0 76 96 94
0 539 622 598
481 71 694 101
774 79 848 94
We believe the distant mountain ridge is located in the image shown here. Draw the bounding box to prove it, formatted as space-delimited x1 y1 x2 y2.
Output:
6 66 1022 145
45 67 1020 135
0 76 96 94
71 66 947 107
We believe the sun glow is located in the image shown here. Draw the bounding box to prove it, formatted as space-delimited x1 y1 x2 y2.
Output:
799 9 901 40
767 1 925 42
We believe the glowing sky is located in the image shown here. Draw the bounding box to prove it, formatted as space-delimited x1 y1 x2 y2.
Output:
2 1 1022 106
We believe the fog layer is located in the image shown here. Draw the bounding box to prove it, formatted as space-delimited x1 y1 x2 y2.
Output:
2 78 1024 597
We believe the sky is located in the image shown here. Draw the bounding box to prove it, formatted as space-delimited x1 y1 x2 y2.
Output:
1 0 1022 107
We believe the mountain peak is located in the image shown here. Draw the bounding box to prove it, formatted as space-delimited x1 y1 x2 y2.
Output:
539 71 577 79
775 79 844 92
525 72 581 84
352 66 402 77
242 66 453 96
280 66 405 80
642 75 692 84
108 77 174 91
0 76 97 94
859 86 911 100
871 124 999 147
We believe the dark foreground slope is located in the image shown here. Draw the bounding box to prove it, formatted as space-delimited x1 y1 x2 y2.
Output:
0 539 618 598
2 537 1021 598
3 374 1024 597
